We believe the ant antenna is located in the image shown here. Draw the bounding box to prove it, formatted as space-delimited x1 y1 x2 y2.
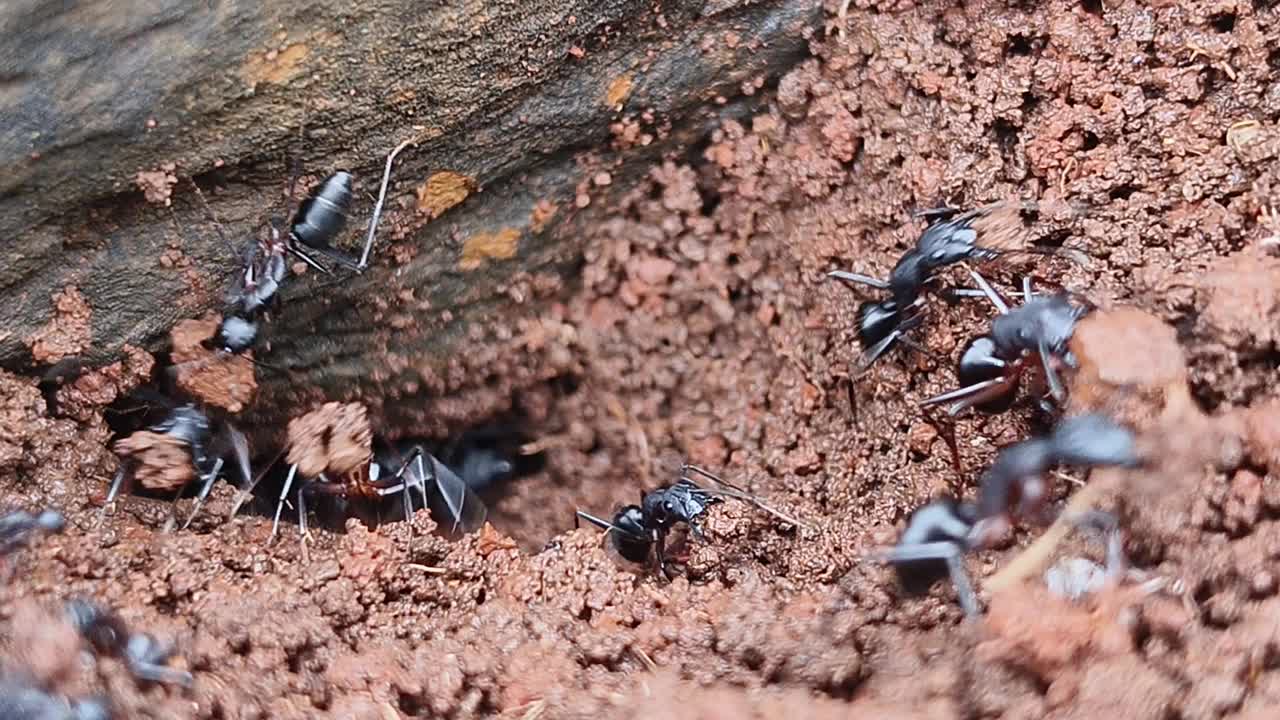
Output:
357 135 422 272
188 178 240 259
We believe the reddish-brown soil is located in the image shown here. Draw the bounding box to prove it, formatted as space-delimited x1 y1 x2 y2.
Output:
5 0 1280 717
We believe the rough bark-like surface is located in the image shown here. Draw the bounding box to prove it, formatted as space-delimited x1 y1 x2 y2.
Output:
0 0 820 431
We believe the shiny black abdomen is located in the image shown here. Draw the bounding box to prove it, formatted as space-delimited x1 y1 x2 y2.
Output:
292 171 354 249
857 300 900 349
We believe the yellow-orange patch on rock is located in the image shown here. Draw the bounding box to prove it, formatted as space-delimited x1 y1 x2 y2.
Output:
606 74 633 108
459 228 520 271
415 171 477 219
240 33 335 87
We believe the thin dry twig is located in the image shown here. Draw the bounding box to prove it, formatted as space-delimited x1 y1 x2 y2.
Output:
358 131 430 270
405 563 448 575
632 646 658 672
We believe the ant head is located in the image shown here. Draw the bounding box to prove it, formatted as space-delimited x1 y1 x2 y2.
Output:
217 316 258 354
641 489 677 527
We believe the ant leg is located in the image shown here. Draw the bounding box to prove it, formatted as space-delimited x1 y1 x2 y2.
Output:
828 270 890 290
688 518 708 542
877 542 980 616
654 532 672 580
919 373 1018 416
1037 339 1068 404
182 458 224 530
853 328 903 375
574 511 615 531
270 464 299 543
297 484 309 540
947 554 981 616
922 408 963 475
229 446 284 519
357 137 417 271
285 241 334 275
98 467 130 526
966 269 1009 314
125 635 193 687
913 206 960 223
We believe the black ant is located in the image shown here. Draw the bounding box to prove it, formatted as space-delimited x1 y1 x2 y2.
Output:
0 680 110 720
919 273 1092 416
230 403 484 550
102 401 251 530
872 413 1142 615
575 465 808 578
969 412 1142 546
874 497 1127 616
0 509 65 557
193 138 417 358
66 597 193 688
829 202 1076 373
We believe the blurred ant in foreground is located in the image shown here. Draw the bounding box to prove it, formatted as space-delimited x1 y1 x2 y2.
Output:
0 680 109 720
872 413 1142 615
920 272 1092 416
575 465 809 578
67 598 193 688
0 509 65 557
102 400 251 530
829 201 1081 374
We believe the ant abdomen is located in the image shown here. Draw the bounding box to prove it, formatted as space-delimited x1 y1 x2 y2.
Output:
955 335 1018 414
609 506 653 564
292 171 354 249
857 300 900 349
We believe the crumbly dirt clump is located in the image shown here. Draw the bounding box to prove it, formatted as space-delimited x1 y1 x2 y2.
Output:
286 402 373 477
170 314 257 413
114 431 196 493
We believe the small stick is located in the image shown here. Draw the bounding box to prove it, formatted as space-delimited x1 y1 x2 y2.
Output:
632 647 658 672
984 481 1105 594
405 563 448 575
357 135 420 271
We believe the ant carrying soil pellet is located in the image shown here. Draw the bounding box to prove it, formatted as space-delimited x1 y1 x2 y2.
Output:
919 273 1093 416
872 413 1143 615
0 679 110 720
575 464 808 578
231 402 486 552
829 201 1083 374
102 400 251 531
67 597 193 688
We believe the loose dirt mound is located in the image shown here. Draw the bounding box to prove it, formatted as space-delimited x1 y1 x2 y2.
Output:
5 0 1280 717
